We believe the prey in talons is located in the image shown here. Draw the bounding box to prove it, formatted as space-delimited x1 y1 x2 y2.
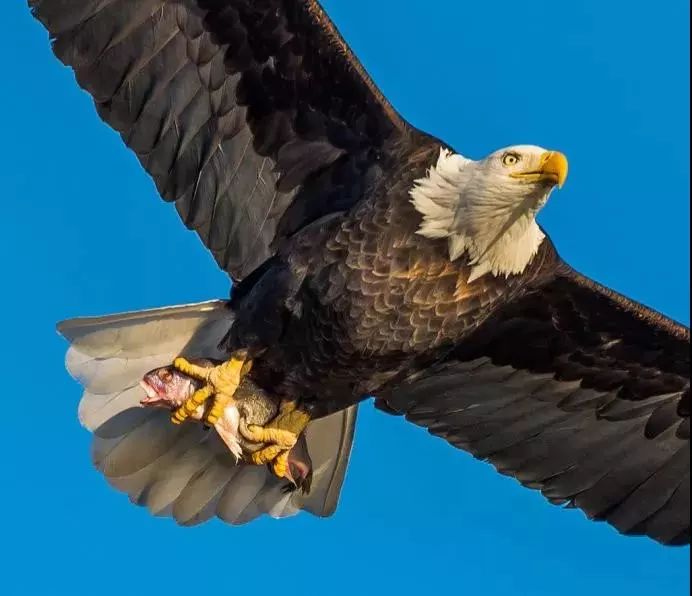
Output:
170 349 252 427
140 359 313 490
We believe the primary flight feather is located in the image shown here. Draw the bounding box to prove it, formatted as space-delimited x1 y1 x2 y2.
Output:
30 0 689 544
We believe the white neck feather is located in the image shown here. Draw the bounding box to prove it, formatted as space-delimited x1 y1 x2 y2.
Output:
410 148 546 283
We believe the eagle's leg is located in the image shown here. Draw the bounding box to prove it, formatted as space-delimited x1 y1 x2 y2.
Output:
243 401 311 481
170 350 252 426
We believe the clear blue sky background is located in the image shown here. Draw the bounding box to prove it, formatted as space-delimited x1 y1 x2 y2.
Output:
1 1 689 595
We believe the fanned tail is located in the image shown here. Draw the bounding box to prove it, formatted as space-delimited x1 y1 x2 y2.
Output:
58 300 356 525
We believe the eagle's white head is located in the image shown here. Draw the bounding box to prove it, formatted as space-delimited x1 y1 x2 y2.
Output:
410 145 568 282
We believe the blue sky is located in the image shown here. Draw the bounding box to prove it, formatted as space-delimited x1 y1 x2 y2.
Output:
2 1 689 595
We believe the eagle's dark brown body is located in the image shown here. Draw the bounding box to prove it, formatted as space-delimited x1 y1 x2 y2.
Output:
229 140 559 414
33 0 689 544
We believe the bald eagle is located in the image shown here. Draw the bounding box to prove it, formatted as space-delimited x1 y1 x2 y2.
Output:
31 0 689 544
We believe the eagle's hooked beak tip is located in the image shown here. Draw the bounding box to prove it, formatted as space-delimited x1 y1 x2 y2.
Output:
510 150 569 189
541 150 569 189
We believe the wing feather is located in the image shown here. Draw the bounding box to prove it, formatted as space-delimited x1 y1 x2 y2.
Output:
380 266 690 545
30 0 415 279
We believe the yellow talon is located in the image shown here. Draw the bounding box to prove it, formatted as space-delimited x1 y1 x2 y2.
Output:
249 445 286 466
241 401 312 482
207 392 234 426
170 385 213 424
272 451 290 479
191 387 212 405
243 424 298 468
172 358 212 381
170 350 251 426
243 425 298 446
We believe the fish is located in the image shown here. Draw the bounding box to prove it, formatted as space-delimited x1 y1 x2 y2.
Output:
140 359 313 490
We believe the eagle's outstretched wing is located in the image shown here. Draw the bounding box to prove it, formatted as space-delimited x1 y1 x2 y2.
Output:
379 265 690 545
30 0 414 280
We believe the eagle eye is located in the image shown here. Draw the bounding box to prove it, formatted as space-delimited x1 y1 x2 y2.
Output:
502 153 521 167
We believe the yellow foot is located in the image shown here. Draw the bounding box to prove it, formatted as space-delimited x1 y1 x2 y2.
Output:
242 401 311 482
170 350 252 426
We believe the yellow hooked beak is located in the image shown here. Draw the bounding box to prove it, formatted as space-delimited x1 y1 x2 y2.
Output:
511 151 569 189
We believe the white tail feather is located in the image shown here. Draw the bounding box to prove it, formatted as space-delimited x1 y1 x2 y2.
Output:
58 300 356 526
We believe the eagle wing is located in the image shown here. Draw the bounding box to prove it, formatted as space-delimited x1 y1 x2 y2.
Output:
30 0 412 280
379 264 690 545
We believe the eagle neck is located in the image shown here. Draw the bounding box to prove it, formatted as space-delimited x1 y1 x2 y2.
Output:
410 148 546 283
